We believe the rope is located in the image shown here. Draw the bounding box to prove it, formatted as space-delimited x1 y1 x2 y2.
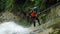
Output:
38 2 60 17
42 2 60 13
37 0 47 17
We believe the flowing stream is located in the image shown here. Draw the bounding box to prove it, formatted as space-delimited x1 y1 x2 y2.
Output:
0 21 32 34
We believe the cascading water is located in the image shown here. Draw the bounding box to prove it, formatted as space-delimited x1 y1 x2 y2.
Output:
0 21 32 34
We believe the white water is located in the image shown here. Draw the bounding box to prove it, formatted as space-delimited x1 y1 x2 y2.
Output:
0 21 32 34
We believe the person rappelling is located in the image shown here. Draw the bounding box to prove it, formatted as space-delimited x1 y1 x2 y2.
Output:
29 7 41 27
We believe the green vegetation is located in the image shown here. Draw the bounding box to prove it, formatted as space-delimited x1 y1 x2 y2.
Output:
0 0 59 27
5 0 14 10
0 0 60 34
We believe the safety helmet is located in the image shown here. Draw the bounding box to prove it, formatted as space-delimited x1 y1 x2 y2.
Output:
33 7 37 11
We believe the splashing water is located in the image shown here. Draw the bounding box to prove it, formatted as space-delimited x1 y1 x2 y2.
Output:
0 21 32 34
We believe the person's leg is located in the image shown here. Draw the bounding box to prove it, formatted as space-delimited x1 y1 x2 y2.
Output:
36 17 41 25
30 17 35 25
33 21 36 27
32 17 36 27
30 17 33 25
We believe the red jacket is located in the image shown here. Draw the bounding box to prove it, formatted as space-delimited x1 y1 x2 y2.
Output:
30 11 36 17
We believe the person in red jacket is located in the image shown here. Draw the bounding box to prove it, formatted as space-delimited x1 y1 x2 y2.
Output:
29 7 41 27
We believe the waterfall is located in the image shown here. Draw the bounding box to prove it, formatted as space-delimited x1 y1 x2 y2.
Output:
0 21 32 34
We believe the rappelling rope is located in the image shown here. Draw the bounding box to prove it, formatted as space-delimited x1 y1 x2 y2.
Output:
37 2 60 17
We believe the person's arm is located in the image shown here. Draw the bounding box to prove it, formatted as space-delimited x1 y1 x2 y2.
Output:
29 11 32 16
